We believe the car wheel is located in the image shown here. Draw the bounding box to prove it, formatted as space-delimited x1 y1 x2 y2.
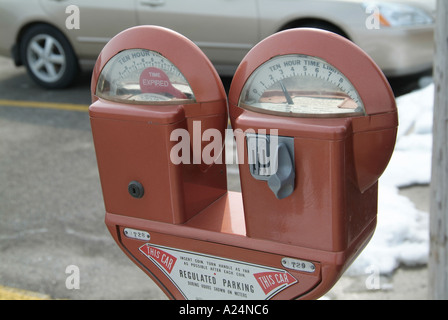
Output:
20 24 79 89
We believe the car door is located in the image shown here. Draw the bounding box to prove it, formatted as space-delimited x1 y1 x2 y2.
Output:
136 0 259 75
39 0 137 60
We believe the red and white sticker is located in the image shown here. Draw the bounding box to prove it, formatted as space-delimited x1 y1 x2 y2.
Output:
139 67 186 99
139 243 297 300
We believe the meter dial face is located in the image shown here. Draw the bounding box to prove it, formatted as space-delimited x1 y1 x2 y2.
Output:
239 55 365 117
96 49 195 104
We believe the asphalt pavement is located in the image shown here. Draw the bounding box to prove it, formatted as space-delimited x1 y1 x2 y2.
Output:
0 56 430 300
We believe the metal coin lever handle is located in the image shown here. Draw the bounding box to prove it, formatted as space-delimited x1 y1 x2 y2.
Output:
268 142 295 199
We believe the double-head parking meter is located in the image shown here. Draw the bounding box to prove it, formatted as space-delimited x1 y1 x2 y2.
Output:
90 26 397 300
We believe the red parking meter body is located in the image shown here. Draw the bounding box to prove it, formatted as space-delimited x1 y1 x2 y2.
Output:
89 26 397 300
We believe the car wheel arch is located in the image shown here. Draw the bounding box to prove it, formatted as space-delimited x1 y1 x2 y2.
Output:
278 18 351 40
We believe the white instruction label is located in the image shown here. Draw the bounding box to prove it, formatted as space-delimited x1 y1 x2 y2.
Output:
139 243 297 300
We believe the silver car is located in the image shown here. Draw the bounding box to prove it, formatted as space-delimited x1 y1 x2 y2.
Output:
0 0 435 89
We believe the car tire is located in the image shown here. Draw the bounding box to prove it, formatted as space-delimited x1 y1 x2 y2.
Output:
20 24 79 89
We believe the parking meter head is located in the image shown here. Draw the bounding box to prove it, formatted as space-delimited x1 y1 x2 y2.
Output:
230 28 397 194
89 26 228 225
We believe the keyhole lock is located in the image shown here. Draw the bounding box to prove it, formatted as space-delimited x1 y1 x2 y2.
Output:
128 181 144 199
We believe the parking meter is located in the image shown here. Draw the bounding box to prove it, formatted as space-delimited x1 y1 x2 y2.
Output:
90 26 397 300
228 28 397 294
90 26 228 225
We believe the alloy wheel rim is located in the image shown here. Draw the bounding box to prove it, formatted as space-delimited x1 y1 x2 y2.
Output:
26 34 67 83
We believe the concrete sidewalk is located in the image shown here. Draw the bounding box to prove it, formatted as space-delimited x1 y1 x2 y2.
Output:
326 185 431 300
